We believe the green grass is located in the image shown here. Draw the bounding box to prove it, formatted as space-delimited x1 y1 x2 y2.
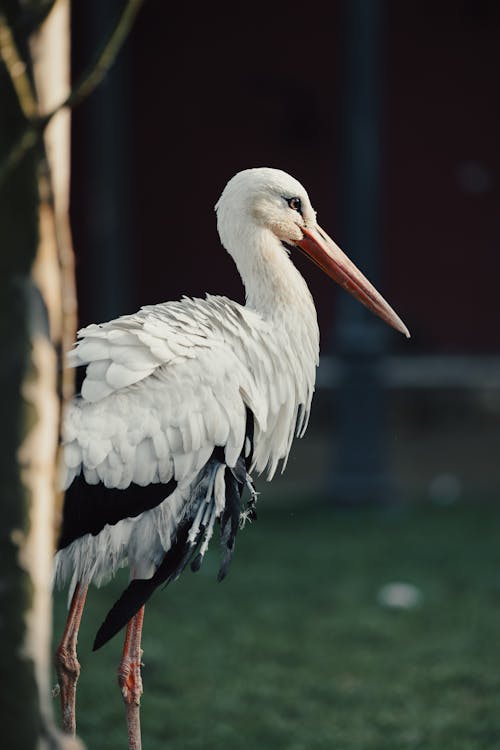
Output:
53 501 500 749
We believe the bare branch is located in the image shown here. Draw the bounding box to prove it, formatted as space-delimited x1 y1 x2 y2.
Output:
0 11 38 119
0 126 39 186
0 0 144 188
50 0 144 117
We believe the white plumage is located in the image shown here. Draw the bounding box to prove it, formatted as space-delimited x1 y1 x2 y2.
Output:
62 294 316 487
56 292 317 588
56 169 323 593
54 168 409 746
55 168 409 602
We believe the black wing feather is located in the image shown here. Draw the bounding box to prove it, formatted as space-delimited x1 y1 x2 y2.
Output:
217 464 245 582
58 476 177 549
93 409 255 650
93 518 194 650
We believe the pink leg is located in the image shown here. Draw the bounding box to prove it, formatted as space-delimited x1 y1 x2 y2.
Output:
55 581 89 735
118 606 145 750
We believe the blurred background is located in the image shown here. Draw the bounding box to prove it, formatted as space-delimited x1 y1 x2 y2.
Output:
70 0 500 507
54 1 500 747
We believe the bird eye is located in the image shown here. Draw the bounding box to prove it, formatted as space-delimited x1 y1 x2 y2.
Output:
286 196 302 213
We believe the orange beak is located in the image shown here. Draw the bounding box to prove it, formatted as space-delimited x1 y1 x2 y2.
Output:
296 224 410 338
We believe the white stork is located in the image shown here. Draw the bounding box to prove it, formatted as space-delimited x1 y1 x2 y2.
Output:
54 167 409 748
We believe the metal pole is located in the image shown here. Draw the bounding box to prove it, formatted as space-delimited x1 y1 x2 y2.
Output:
331 0 389 504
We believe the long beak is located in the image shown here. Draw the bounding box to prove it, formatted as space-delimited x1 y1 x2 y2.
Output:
296 224 410 338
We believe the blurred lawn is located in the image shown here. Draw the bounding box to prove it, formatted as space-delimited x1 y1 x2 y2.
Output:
53 501 500 750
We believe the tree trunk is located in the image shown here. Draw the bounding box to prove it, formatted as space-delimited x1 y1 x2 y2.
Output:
0 2 81 747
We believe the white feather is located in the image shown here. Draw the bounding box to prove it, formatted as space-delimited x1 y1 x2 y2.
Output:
56 168 323 593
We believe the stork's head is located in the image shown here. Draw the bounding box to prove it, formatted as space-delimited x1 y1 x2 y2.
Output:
216 167 409 338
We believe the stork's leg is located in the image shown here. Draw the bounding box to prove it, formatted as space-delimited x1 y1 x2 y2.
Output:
55 581 89 735
118 606 145 750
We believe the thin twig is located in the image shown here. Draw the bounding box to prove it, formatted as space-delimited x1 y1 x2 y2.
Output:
41 0 144 124
0 127 39 179
0 0 144 188
0 11 38 119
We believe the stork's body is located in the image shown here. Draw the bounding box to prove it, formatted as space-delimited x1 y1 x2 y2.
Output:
55 168 408 749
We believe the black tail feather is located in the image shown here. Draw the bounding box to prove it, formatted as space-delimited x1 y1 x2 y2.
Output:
93 410 256 649
244 407 254 470
93 519 196 650
93 577 157 651
217 468 243 582
190 552 203 572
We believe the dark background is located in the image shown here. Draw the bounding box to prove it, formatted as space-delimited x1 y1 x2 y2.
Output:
71 0 500 352
69 0 500 505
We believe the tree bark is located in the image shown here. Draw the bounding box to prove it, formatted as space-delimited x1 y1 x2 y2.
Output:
0 1 142 744
0 2 81 747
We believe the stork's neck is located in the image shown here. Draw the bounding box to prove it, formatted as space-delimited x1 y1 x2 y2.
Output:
236 228 320 424
233 227 317 327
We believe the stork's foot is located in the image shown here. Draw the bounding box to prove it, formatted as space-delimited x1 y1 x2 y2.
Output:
55 582 88 736
118 650 144 705
119 651 143 750
118 607 145 750
55 644 81 735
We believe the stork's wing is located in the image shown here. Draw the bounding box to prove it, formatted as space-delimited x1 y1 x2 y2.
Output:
57 294 317 642
63 294 317 492
63 297 254 490
69 298 219 402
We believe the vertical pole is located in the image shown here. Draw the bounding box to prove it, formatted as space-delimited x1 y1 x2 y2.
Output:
331 0 389 504
73 0 133 324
